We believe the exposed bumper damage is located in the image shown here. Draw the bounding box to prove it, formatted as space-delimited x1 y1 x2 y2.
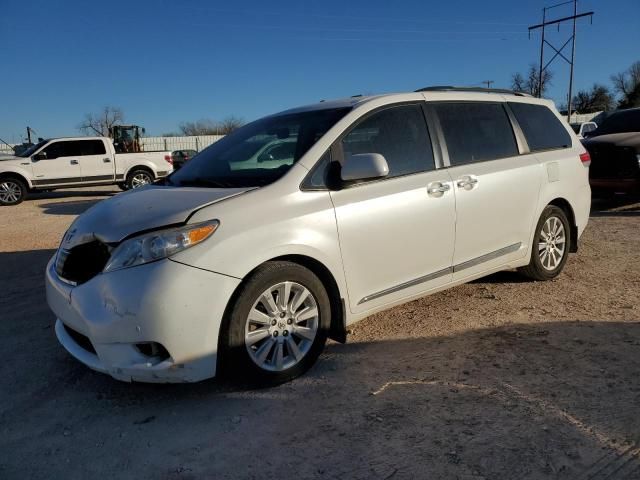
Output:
46 255 240 383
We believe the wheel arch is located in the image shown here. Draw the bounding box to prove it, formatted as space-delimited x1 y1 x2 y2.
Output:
0 170 32 189
222 254 347 348
547 197 578 253
125 164 155 180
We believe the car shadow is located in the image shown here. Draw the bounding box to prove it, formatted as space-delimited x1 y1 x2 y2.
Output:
39 199 104 215
28 189 117 200
1 248 640 479
590 195 640 217
470 269 531 284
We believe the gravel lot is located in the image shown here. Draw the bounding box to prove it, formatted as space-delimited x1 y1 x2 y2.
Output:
1 187 639 479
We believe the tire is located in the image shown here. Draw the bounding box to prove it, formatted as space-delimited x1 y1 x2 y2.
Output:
117 183 128 191
220 261 331 386
125 169 153 190
518 205 571 281
0 177 27 206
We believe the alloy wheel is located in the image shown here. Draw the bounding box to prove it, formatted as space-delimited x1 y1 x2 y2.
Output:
131 173 151 188
244 281 319 372
0 180 22 204
538 216 566 271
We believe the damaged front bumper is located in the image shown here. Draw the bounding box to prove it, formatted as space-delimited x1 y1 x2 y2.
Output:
46 255 240 383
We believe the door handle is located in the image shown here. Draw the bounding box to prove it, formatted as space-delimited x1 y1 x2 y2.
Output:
103 158 111 163
427 182 451 197
70 159 79 165
456 176 478 190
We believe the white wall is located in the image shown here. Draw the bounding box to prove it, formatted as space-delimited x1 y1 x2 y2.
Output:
140 135 224 152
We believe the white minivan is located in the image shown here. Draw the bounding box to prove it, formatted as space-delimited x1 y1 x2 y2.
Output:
46 88 591 384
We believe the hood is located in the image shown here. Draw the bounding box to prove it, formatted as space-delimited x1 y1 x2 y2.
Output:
0 155 21 162
66 185 253 246
583 132 640 149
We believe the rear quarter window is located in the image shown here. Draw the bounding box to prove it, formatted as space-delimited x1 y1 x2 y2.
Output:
508 102 572 152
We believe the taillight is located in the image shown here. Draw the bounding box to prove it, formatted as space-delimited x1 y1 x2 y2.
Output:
164 155 173 165
579 152 591 167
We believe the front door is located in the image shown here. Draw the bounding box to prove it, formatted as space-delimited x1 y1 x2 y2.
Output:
31 140 83 186
330 103 456 314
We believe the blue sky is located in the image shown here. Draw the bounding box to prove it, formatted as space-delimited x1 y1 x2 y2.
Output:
0 0 638 142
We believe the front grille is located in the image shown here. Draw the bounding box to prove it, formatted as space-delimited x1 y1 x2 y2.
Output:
588 144 639 180
55 240 111 285
63 324 96 355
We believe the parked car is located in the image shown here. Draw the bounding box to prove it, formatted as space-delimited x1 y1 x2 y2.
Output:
0 137 173 205
171 149 199 170
46 88 591 385
570 121 598 139
582 107 640 196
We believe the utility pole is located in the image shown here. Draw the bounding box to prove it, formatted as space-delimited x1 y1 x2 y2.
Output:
528 0 593 120
483 80 494 89
567 0 578 121
26 126 32 144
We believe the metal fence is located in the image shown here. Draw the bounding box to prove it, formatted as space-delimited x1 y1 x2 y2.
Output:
0 144 15 155
563 112 601 124
0 135 225 156
140 135 224 153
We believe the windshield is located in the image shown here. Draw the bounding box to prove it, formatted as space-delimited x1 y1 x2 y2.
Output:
168 107 350 188
17 139 49 157
592 109 640 136
570 124 580 134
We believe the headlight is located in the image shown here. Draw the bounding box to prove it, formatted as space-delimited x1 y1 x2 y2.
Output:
103 220 219 273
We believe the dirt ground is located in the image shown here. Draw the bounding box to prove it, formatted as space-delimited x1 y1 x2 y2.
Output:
1 187 639 479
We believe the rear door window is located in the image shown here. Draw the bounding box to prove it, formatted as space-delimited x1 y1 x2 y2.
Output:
341 104 435 178
433 102 519 166
508 102 572 151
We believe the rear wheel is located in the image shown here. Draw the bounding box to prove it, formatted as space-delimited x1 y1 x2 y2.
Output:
0 177 27 206
519 205 571 281
220 261 330 386
126 169 153 190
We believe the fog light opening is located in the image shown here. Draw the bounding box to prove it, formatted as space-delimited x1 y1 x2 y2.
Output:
135 342 170 364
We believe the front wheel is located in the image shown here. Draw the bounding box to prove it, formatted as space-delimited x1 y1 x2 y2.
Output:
0 177 27 206
220 261 331 386
126 170 153 190
518 205 571 281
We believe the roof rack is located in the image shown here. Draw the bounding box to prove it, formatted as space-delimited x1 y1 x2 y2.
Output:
415 86 532 97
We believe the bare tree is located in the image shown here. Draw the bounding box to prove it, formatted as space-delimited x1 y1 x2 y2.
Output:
217 116 244 135
611 61 640 109
178 116 245 136
572 84 615 113
78 106 124 136
179 119 219 136
511 64 553 97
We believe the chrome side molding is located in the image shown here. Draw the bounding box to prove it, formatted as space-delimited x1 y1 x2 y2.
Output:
358 242 522 305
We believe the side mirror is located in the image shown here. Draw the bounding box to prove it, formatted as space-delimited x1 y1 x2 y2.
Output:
341 153 389 181
33 152 47 161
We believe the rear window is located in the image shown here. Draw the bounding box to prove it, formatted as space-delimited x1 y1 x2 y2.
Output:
508 102 571 151
433 102 519 165
593 109 640 135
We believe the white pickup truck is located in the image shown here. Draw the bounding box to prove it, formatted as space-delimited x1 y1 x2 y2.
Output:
0 137 173 205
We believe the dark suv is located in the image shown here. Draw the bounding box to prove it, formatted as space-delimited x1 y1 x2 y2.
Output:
582 108 640 195
171 149 199 170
